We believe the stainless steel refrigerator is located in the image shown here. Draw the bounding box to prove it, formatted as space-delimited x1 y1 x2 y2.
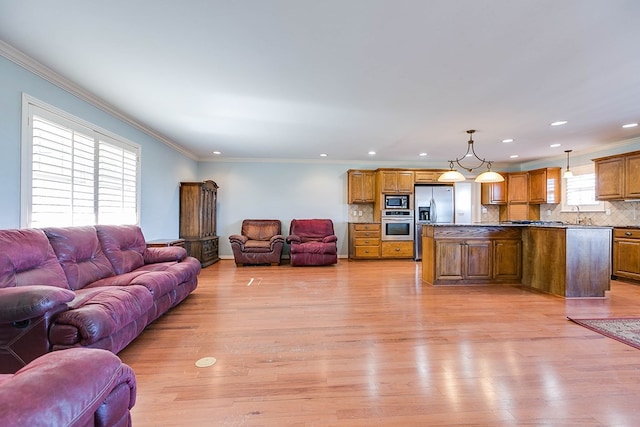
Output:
414 184 455 260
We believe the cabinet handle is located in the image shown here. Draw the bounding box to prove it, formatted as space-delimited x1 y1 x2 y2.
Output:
625 231 633 236
395 247 400 251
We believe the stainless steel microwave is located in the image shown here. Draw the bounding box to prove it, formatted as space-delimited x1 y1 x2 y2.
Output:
384 194 409 209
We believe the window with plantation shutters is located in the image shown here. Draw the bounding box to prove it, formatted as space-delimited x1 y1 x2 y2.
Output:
22 95 140 228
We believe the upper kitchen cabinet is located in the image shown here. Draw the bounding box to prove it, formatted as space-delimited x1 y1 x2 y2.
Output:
481 180 507 205
347 169 375 203
528 167 561 204
414 170 445 183
507 172 528 203
379 170 414 193
593 150 640 200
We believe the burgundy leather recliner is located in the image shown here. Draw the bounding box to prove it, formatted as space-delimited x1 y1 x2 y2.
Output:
229 219 285 266
286 219 338 266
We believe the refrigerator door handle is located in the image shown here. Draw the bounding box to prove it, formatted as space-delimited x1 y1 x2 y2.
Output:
430 198 437 223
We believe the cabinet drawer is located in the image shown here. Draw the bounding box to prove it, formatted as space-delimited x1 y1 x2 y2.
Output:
353 223 380 232
381 241 414 258
353 230 381 239
354 246 380 258
614 228 640 239
354 237 380 246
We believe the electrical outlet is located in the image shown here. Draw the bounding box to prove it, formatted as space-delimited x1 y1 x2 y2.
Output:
358 211 363 216
352 211 357 216
606 208 611 216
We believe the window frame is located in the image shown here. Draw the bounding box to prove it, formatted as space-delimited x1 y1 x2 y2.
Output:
560 163 605 213
21 94 142 228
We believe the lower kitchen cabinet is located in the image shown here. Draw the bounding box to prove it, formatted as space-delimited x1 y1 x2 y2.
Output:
613 228 640 282
348 223 381 259
434 240 492 281
381 241 414 258
422 225 522 285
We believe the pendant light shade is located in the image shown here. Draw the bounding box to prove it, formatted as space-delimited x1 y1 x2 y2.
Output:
440 129 504 183
563 149 573 178
438 169 466 182
475 170 505 183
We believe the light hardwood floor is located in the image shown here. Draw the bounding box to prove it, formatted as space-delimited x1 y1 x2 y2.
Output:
119 259 640 426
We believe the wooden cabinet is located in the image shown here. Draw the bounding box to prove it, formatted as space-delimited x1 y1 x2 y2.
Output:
593 151 640 200
414 170 444 183
493 239 522 281
500 172 539 221
348 223 381 259
347 170 375 203
179 180 220 267
481 181 507 205
422 226 522 285
528 167 561 204
433 239 492 281
379 170 414 193
507 172 528 203
381 241 414 258
594 156 624 200
625 153 640 198
613 228 640 283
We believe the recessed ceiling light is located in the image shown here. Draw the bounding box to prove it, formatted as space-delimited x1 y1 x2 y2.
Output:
502 139 514 143
212 151 221 155
551 121 568 126
550 143 561 148
320 153 327 157
622 123 638 128
419 152 427 157
510 155 519 158
368 151 376 155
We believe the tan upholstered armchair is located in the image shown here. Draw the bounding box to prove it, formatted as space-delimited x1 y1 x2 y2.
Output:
229 220 284 266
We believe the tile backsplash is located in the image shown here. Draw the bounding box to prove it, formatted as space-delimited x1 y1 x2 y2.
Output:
347 204 375 222
480 200 640 227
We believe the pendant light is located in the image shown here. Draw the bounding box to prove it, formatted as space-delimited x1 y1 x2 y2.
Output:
438 130 504 183
563 150 573 178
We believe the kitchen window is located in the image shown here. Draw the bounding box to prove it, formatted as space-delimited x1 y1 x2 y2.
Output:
21 95 141 228
561 163 605 212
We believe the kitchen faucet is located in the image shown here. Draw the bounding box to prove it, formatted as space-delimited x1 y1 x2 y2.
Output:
575 205 581 224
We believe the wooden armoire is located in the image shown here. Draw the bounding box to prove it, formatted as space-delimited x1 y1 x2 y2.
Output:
179 180 220 267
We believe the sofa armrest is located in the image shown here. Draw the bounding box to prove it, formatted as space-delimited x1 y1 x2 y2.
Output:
143 246 187 264
0 286 75 323
322 235 338 243
269 234 285 244
229 234 248 245
0 348 136 427
286 235 301 244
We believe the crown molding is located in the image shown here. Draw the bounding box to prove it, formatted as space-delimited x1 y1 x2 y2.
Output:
0 40 197 160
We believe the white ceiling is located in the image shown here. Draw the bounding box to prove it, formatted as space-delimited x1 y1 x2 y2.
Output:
2 0 640 166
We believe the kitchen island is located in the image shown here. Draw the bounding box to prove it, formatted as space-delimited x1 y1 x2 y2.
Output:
422 223 612 298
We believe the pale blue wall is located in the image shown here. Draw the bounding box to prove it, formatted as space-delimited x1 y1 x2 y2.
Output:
198 161 355 257
0 56 198 239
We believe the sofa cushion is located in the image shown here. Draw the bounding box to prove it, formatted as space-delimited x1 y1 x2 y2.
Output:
0 229 69 289
289 219 335 243
50 285 153 346
242 220 281 241
95 225 146 275
85 259 200 299
43 226 115 290
243 240 273 253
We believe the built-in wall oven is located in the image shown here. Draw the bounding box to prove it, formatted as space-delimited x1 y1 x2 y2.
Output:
381 210 414 241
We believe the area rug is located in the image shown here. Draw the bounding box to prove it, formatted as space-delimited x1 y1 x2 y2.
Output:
568 317 640 350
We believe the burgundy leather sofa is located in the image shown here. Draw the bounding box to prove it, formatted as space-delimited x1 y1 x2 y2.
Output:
229 219 284 266
0 225 201 374
286 219 338 266
0 348 136 427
